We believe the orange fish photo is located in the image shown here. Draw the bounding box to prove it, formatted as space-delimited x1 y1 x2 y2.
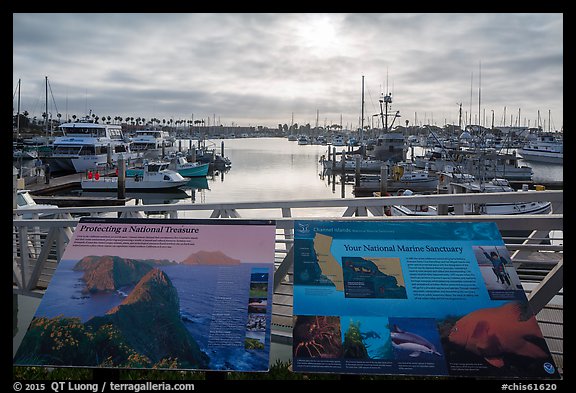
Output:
439 301 559 378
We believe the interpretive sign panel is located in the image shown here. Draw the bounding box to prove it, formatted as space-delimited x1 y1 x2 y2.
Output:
292 220 559 378
14 217 276 372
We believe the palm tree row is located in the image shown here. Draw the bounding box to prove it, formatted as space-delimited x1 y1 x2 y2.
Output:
14 111 212 132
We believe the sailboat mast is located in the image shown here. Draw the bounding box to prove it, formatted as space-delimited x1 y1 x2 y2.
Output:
16 78 21 139
360 75 365 141
45 76 49 138
478 61 481 128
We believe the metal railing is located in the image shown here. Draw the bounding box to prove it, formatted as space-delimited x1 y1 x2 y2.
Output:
13 190 563 372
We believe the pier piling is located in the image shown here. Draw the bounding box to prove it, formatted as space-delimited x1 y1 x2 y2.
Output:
117 156 126 201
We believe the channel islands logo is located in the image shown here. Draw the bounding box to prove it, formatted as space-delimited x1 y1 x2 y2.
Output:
297 223 310 234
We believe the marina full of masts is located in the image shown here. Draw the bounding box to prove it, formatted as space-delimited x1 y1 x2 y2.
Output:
13 112 562 201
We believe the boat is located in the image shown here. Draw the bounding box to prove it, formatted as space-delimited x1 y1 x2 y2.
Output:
449 177 552 215
45 118 136 173
129 128 174 159
15 189 59 219
413 145 533 182
354 162 439 195
315 135 328 145
389 175 551 217
322 154 386 173
167 156 209 177
297 135 310 145
287 134 298 141
126 155 209 178
81 161 189 191
331 135 345 146
368 93 406 163
518 133 563 164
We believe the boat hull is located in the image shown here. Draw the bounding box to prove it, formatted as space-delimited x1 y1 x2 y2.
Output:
126 162 209 178
518 150 563 164
81 177 189 191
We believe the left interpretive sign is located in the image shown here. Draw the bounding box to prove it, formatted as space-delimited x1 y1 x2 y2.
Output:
13 217 277 372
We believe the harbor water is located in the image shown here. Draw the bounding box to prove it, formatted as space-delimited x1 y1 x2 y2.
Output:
15 137 563 206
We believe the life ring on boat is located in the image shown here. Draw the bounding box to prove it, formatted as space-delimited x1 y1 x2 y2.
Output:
87 170 93 180
94 171 100 181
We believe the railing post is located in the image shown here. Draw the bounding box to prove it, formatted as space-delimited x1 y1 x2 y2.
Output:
527 258 563 314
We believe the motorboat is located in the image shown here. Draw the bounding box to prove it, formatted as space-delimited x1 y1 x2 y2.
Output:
389 176 551 217
81 161 189 191
297 135 310 145
125 155 209 178
15 189 59 218
518 134 563 164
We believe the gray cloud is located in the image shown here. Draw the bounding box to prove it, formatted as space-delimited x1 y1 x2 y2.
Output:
14 13 563 130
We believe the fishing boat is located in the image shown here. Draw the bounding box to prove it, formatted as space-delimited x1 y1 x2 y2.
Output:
368 92 406 163
81 161 189 191
125 155 209 178
518 133 563 164
46 118 136 173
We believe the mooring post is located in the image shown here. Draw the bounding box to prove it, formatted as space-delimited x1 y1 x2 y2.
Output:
117 155 126 201
380 164 388 195
355 154 361 187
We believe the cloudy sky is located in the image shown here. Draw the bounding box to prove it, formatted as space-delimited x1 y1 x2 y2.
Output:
13 13 563 130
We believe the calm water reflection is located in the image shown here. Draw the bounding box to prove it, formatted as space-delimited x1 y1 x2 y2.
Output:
197 137 355 202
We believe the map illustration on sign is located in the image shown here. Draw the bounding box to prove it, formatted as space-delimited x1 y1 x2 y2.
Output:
292 220 559 378
13 218 276 372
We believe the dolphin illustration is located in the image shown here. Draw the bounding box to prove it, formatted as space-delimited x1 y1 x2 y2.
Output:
390 324 442 357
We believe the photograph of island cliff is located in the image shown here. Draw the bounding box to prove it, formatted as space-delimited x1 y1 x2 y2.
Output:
13 220 276 372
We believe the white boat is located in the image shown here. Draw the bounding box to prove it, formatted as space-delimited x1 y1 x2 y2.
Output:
390 177 551 216
297 135 310 145
81 161 189 191
450 177 552 215
331 135 345 146
130 128 173 158
46 119 136 173
15 189 59 218
518 134 563 164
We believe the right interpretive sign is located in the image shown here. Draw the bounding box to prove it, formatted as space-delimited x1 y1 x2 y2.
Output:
292 220 560 378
